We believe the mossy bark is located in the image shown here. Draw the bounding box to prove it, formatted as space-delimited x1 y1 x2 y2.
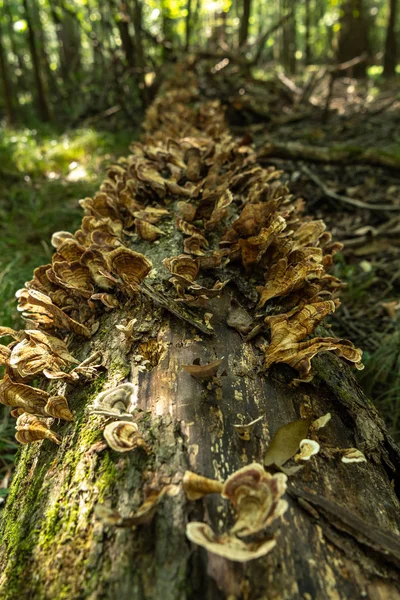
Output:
0 275 400 599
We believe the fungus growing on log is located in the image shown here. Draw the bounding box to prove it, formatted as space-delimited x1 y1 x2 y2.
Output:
181 358 223 379
87 383 137 418
186 522 277 563
182 471 223 500
15 413 61 445
1 62 398 600
221 463 288 537
103 421 150 454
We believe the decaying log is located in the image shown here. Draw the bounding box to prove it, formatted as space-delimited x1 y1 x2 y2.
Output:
0 64 400 600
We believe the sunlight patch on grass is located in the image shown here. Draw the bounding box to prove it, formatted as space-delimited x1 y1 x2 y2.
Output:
0 127 133 178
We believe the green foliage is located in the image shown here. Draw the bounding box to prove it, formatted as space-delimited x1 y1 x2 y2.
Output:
361 325 400 440
0 124 132 329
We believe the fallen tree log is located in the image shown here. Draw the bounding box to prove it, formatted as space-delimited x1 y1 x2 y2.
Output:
0 65 400 600
259 140 400 171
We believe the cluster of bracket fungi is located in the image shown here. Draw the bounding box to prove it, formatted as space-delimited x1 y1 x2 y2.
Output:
0 64 364 561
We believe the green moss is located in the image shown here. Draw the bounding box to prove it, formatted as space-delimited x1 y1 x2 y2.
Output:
96 452 119 502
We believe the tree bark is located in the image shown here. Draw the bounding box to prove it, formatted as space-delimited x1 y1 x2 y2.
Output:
0 19 16 124
305 0 311 65
185 0 192 51
0 66 400 600
383 0 398 77
22 0 51 121
337 0 369 78
239 0 252 47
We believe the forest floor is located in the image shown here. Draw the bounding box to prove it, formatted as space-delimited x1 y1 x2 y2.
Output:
1 65 399 497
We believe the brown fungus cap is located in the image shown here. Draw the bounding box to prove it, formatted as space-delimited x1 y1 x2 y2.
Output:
182 358 223 380
44 395 74 421
0 374 49 415
15 413 61 445
16 288 91 338
264 301 363 379
221 463 288 537
182 471 223 501
103 421 150 454
107 247 152 289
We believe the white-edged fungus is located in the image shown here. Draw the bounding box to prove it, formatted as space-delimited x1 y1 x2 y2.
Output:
186 522 276 563
294 439 320 462
341 448 367 464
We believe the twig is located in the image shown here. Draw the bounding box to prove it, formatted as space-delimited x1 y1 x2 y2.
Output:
259 140 400 170
141 282 213 336
276 72 303 96
84 105 121 125
366 96 398 117
250 10 295 66
301 165 400 211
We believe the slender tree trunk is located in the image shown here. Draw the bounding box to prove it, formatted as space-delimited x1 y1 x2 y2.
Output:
185 0 192 51
305 0 311 65
0 68 400 600
114 0 136 69
383 0 398 77
132 0 148 104
30 0 58 100
239 0 252 47
22 0 51 121
337 0 369 77
4 2 27 82
0 20 16 124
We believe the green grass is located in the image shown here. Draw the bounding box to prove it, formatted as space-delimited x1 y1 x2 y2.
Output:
0 126 133 178
360 325 400 441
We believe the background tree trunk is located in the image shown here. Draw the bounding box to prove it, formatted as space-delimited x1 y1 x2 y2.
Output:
337 0 369 77
383 0 398 77
239 0 252 47
0 70 400 600
0 20 16 124
22 0 51 121
304 0 311 65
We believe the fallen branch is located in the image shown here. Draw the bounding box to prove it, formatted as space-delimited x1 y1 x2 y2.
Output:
259 140 400 171
301 165 400 211
251 10 295 65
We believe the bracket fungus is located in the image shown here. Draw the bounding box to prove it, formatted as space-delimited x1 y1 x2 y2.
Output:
186 523 277 563
182 358 223 380
15 413 61 445
182 471 223 500
294 439 320 462
87 383 137 419
0 375 72 420
107 247 152 290
103 421 150 454
186 463 288 563
341 448 367 464
221 463 288 537
264 301 363 380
